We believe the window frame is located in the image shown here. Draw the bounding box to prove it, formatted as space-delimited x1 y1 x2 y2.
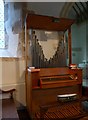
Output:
0 0 5 49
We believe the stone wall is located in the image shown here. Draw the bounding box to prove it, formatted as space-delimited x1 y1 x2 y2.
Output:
86 21 88 61
0 2 26 57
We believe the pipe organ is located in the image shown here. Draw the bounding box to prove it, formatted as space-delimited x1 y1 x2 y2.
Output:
24 14 82 119
31 30 66 68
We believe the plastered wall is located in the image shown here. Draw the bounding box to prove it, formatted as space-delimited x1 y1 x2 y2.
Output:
72 22 87 64
0 58 26 106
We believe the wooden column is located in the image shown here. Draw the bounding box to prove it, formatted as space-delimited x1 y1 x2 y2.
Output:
25 17 33 115
68 27 72 65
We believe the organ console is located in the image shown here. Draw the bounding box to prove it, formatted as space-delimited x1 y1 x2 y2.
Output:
27 67 82 117
28 67 82 89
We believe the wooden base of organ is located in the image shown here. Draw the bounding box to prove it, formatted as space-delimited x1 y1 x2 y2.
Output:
26 67 82 118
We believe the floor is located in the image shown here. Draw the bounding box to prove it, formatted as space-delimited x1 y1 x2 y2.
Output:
17 108 31 120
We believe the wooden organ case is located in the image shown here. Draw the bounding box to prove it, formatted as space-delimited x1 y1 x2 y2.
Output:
25 14 82 118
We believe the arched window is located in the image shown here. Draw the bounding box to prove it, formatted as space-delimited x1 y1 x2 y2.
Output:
0 0 5 48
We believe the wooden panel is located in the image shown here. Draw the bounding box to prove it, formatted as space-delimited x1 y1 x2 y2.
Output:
26 71 32 114
40 80 82 89
32 72 40 88
40 67 82 78
26 14 75 31
40 67 69 77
